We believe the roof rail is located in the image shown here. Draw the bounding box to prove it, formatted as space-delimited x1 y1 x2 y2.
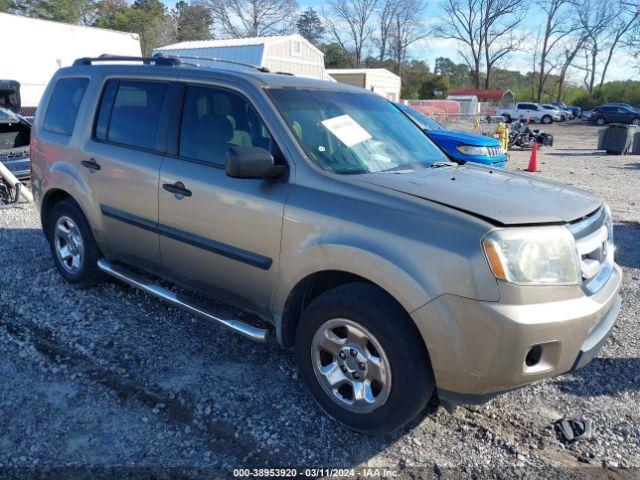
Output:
159 54 270 73
73 54 182 67
72 53 273 74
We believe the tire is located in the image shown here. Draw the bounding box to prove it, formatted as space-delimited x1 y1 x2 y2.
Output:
501 114 512 123
541 115 553 125
47 198 103 288
295 283 434 434
595 117 606 126
632 118 640 126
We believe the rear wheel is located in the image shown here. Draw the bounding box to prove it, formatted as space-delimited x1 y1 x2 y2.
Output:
501 114 512 123
295 283 434 434
48 199 103 288
632 118 640 126
595 117 606 126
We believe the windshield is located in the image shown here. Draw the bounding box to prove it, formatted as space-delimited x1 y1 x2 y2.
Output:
0 86 20 114
394 103 445 131
268 88 447 175
0 106 19 122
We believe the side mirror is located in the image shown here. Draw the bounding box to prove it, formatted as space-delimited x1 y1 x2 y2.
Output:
225 146 286 180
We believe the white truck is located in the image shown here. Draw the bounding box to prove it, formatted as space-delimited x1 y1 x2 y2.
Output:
496 102 557 124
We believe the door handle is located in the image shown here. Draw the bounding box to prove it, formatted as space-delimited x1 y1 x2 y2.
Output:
162 181 192 198
81 159 101 171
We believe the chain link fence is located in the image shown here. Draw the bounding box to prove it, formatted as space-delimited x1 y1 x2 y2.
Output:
438 114 504 137
19 107 37 122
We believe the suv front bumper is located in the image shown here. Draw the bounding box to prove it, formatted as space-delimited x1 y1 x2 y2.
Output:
411 263 622 406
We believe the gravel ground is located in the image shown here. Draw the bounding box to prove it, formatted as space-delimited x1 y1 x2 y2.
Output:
0 122 638 479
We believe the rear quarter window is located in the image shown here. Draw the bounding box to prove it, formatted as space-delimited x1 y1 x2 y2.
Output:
43 78 89 136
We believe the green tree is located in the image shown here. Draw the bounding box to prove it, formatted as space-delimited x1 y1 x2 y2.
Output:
94 0 175 55
173 0 211 41
400 60 431 98
11 0 92 23
322 42 351 68
419 74 450 99
296 6 324 46
434 57 470 89
0 0 10 11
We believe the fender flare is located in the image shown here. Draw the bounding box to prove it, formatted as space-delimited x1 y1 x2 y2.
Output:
273 242 433 321
39 163 107 251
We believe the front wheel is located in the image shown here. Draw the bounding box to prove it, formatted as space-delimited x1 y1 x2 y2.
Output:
632 118 640 126
541 115 553 124
295 283 435 434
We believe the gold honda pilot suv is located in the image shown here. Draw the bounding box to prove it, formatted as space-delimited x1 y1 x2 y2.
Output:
30 56 622 434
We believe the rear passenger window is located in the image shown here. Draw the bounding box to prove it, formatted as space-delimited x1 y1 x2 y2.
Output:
43 78 89 136
95 80 168 152
179 85 281 165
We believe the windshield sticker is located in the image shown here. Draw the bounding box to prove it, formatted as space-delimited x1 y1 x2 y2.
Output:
321 114 372 147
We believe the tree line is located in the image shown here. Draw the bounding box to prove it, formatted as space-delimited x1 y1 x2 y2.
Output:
2 0 640 104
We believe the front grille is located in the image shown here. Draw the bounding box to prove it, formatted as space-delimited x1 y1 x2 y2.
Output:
567 206 613 294
487 146 504 157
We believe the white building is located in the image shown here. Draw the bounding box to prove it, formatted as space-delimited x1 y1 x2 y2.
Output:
446 94 479 116
0 12 141 110
154 35 326 80
326 69 402 101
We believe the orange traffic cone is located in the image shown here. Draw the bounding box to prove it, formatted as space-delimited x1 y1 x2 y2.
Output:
526 142 540 172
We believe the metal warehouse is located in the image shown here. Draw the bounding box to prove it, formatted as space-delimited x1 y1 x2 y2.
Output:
154 35 327 80
326 69 402 101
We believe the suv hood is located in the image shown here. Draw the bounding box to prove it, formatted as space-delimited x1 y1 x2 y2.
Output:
426 129 501 147
356 165 601 225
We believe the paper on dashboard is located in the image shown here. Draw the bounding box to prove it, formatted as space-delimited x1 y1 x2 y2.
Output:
321 114 372 147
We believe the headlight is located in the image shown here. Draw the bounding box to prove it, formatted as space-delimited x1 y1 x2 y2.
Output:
482 226 581 285
456 145 489 156
604 203 614 246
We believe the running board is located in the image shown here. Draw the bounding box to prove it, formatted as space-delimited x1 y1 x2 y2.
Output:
96 259 270 343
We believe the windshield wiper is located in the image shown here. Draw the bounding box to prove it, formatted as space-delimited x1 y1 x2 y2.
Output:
429 161 458 169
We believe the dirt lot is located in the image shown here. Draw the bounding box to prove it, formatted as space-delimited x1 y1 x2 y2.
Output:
0 122 638 479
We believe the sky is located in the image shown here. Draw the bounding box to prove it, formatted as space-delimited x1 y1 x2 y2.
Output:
162 0 638 84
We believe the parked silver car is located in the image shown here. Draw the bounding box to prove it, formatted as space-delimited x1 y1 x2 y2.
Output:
30 57 622 434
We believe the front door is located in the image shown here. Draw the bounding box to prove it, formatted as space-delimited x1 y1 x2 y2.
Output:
82 77 174 271
615 107 632 123
158 83 291 315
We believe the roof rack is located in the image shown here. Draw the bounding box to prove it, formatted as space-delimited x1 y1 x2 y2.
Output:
72 53 271 74
162 54 270 73
73 54 182 67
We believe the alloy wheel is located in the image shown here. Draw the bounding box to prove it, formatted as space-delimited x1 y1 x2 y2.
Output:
54 215 84 275
311 318 392 414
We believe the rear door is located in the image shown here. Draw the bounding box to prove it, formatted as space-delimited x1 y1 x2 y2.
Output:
518 103 535 119
81 76 176 272
157 82 292 315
